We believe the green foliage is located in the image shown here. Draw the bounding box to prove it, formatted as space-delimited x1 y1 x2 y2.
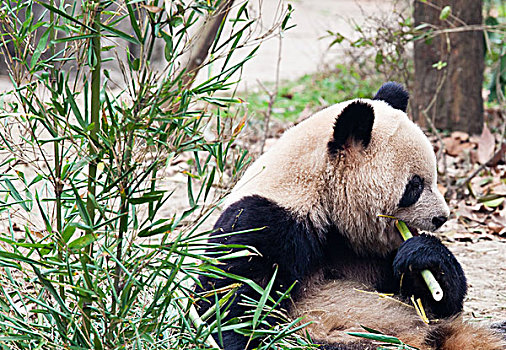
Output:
484 0 506 103
324 1 506 105
0 0 306 348
325 5 415 90
348 326 420 350
439 6 451 21
246 65 380 122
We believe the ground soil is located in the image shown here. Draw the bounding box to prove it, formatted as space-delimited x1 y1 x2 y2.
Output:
450 240 505 323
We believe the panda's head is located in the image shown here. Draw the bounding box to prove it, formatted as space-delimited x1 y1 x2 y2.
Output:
325 82 449 255
226 82 449 257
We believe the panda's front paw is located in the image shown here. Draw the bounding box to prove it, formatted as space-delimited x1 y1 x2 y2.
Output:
393 234 467 318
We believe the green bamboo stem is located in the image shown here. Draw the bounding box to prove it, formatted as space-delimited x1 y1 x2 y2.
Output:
49 0 65 301
395 220 443 301
82 0 101 341
109 133 133 340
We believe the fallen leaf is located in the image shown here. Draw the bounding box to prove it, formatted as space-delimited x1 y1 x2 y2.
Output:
443 136 460 156
451 131 469 142
455 201 485 223
488 222 504 234
443 136 474 157
488 142 505 167
491 209 506 227
476 124 495 164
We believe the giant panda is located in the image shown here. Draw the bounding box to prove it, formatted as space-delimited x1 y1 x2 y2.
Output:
196 82 505 350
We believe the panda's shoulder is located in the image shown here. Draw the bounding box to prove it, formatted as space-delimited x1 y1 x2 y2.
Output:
214 195 296 231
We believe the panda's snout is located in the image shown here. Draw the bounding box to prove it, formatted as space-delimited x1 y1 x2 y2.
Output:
432 215 448 230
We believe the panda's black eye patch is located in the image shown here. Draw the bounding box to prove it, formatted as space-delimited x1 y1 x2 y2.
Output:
399 175 424 207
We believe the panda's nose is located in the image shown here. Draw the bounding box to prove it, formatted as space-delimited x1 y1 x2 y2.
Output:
432 215 447 229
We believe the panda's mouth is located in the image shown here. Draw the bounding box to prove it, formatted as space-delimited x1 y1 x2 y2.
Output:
393 220 421 238
406 224 420 236
379 215 421 238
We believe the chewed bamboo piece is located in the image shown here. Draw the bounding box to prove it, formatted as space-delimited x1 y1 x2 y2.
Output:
395 220 444 302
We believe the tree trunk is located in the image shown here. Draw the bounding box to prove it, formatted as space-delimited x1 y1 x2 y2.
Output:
413 0 484 135
180 0 235 90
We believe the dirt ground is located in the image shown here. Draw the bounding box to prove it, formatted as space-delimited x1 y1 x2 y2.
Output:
0 0 504 329
450 241 505 322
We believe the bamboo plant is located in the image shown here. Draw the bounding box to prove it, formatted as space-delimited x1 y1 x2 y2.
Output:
0 0 306 349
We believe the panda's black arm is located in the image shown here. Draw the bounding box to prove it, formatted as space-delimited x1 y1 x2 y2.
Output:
196 195 326 349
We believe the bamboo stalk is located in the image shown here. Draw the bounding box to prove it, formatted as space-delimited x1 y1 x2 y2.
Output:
395 220 443 301
109 132 134 339
82 0 101 341
49 0 65 301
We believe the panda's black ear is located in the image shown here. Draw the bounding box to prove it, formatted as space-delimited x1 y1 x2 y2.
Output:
328 101 374 155
373 81 409 112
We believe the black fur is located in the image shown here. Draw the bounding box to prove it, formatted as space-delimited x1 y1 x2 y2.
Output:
393 234 467 318
328 101 375 155
322 229 398 292
197 195 326 350
373 81 409 112
197 196 467 349
424 322 454 349
399 174 424 207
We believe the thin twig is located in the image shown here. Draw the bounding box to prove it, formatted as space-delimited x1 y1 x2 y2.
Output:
418 0 466 26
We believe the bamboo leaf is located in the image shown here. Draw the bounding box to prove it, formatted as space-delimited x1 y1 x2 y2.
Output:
439 6 451 20
37 1 96 32
99 22 140 44
360 325 384 334
187 175 195 207
30 25 51 70
70 182 92 227
253 266 277 328
65 85 87 129
138 223 174 238
4 178 29 211
32 265 71 316
129 191 164 204
347 332 402 344
126 2 143 42
35 191 52 233
68 234 96 251
482 197 504 208
0 251 49 267
62 224 77 243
